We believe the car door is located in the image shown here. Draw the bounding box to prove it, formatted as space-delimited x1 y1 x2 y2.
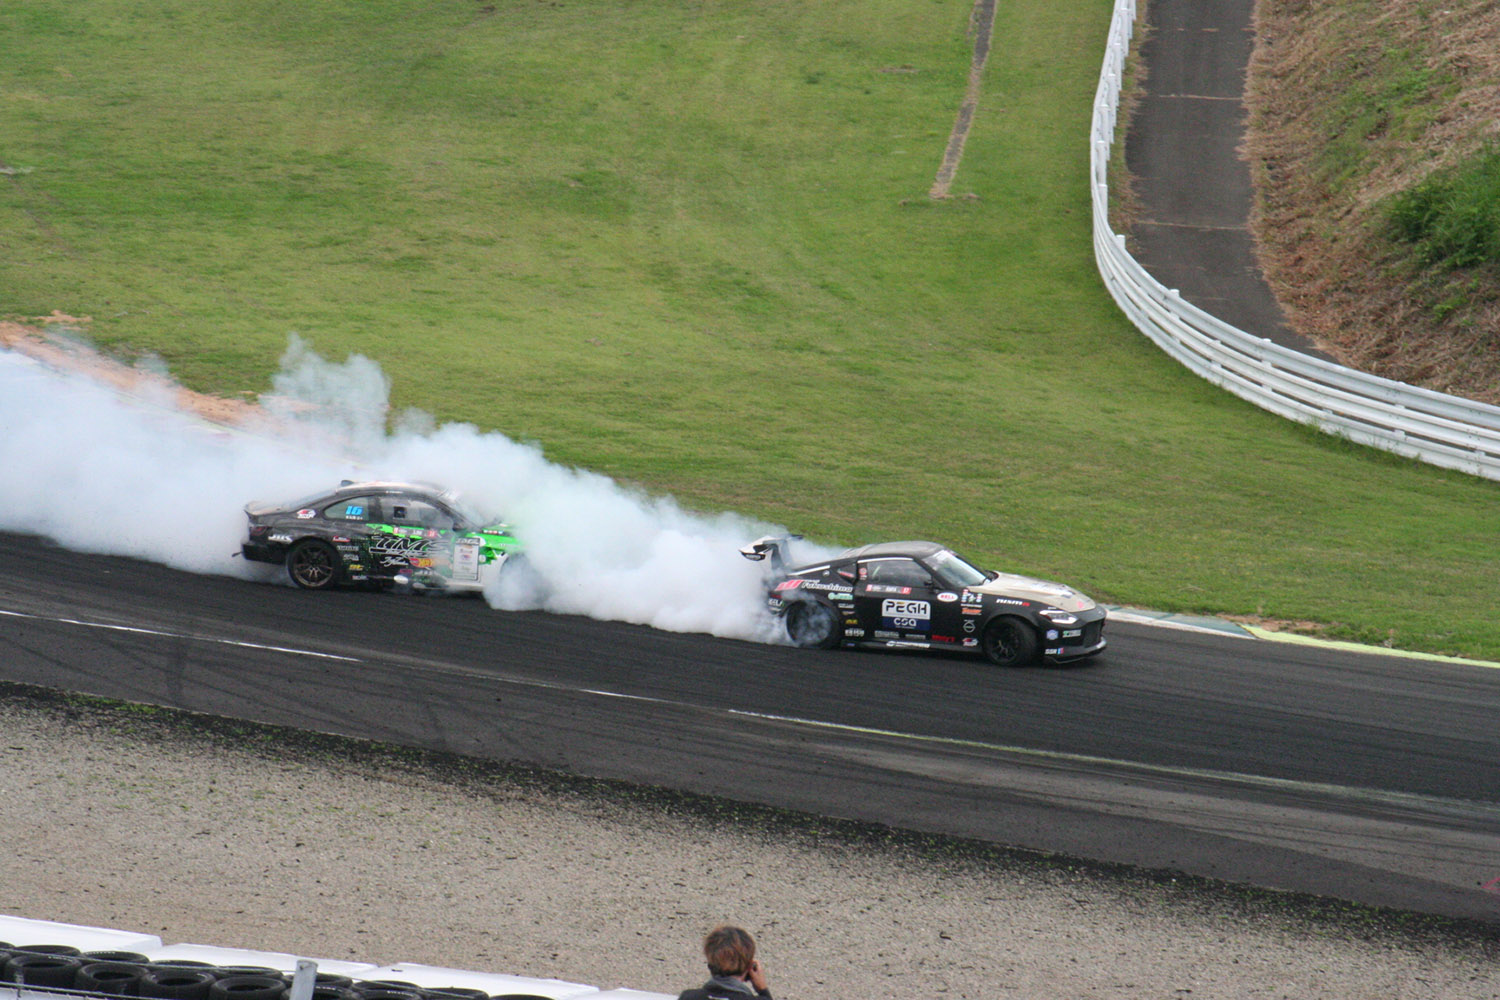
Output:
380 494 460 583
854 556 938 641
320 494 383 579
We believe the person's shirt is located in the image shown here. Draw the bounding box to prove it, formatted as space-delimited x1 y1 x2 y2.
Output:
677 974 772 1000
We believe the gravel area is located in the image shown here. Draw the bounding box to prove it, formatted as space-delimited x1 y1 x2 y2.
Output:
1 694 1496 999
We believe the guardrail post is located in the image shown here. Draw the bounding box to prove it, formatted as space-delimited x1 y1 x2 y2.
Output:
288 959 318 1000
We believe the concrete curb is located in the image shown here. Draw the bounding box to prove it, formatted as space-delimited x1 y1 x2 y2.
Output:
1108 604 1500 670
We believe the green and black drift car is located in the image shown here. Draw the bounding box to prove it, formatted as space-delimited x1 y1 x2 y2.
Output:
241 480 519 592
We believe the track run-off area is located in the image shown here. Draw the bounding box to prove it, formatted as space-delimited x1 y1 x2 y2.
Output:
2 530 1498 925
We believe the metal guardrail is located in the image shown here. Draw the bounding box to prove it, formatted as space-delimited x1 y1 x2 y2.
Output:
1090 0 1500 481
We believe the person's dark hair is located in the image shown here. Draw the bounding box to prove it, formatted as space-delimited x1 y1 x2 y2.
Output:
703 925 756 978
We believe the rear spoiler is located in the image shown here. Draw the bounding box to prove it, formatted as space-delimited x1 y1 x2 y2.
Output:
739 535 799 573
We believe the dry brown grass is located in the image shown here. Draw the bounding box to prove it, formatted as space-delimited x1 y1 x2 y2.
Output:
1245 0 1500 402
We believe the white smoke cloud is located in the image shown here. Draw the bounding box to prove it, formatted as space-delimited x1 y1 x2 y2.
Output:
0 334 834 642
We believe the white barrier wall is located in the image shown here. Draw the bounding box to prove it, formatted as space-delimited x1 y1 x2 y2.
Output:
0 915 671 1000
1091 0 1500 481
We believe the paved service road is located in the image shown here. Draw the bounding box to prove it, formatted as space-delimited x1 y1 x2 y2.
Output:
1124 0 1335 360
3 531 1498 923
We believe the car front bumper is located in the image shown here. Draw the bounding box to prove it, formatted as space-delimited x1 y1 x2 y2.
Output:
1040 609 1107 661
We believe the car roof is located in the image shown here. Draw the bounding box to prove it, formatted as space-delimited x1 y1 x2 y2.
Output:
326 480 450 499
835 540 947 561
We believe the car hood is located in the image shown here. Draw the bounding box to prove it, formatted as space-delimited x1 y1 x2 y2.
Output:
970 573 1097 612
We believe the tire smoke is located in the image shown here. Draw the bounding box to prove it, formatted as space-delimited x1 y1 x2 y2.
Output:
0 335 828 642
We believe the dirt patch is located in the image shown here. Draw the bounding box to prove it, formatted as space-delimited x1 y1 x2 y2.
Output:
1244 0 1500 402
929 0 998 199
1 317 263 427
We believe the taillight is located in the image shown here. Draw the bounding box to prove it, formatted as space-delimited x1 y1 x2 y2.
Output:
248 524 269 537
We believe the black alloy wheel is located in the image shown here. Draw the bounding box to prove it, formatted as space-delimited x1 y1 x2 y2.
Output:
286 539 341 590
981 616 1039 667
785 600 841 648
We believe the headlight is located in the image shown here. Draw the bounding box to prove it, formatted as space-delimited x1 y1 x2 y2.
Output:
1039 608 1078 625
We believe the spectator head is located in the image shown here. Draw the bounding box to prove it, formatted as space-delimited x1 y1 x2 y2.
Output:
703 926 756 978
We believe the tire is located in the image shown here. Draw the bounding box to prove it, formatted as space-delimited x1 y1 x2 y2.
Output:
77 962 146 996
4 954 83 989
286 539 342 590
981 616 1040 667
140 969 217 1000
84 952 151 965
785 600 841 649
208 975 290 1000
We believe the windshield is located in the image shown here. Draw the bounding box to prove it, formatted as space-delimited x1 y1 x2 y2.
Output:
440 492 495 529
928 549 989 588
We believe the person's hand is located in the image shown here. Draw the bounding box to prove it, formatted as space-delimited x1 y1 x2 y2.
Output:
747 959 768 993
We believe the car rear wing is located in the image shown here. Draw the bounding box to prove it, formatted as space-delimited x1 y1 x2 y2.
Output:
739 535 799 572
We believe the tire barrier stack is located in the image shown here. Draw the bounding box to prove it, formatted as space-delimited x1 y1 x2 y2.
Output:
1091 0 1500 482
0 917 669 1000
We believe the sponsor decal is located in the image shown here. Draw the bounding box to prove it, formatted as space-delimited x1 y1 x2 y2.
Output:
963 620 976 633
932 634 955 643
962 638 978 647
347 563 364 572
961 590 984 606
881 598 930 630
1046 629 1060 641
268 533 292 544
803 580 853 593
775 579 804 592
410 557 435 569
995 597 1029 606
1063 628 1083 638
1045 647 1064 655
866 584 913 596
332 536 350 543
369 533 431 569
844 628 866 638
937 592 958 603
767 597 785 611
296 509 316 519
874 630 900 639
961 606 984 615
844 617 859 626
831 591 854 601
452 537 481 580
884 640 929 650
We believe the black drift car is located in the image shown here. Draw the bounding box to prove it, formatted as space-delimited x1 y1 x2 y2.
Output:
741 537 1106 667
241 480 520 591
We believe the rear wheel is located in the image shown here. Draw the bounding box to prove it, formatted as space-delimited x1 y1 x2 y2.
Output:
785 600 841 649
286 539 342 590
981 616 1039 667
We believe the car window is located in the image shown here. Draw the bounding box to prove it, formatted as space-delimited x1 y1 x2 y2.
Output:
928 549 989 588
859 557 931 588
388 498 454 530
325 496 378 522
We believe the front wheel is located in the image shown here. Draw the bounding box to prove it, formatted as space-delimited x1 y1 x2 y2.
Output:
981 616 1039 667
785 600 841 649
286 539 342 590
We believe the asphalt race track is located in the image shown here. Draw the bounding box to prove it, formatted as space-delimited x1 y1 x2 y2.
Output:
2 531 1498 924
